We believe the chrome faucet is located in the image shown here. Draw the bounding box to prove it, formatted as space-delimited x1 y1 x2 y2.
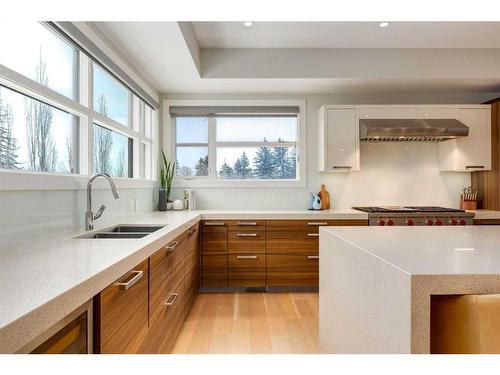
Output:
85 173 120 231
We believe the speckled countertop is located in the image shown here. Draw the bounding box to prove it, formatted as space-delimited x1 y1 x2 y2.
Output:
0 209 366 353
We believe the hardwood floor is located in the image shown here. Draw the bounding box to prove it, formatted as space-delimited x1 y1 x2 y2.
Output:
171 292 319 354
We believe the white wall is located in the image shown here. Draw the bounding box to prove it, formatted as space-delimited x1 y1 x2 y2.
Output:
166 91 497 209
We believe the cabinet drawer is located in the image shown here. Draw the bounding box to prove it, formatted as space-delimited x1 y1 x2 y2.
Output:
202 221 227 254
267 237 318 254
267 254 319 287
228 254 266 287
228 220 266 229
98 259 149 353
228 231 266 253
150 232 188 291
203 220 228 232
201 254 227 287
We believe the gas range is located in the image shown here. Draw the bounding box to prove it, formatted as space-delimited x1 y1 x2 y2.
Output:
352 206 475 226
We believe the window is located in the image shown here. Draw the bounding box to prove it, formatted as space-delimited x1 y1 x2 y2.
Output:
0 22 77 100
93 64 130 127
172 109 300 182
0 85 78 174
216 117 297 180
175 117 209 177
0 22 158 187
93 124 132 178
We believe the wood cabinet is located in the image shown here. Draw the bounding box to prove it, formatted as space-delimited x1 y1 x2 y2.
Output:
138 223 200 354
201 220 228 287
439 107 492 171
473 219 500 225
201 218 368 289
94 259 149 354
318 106 359 172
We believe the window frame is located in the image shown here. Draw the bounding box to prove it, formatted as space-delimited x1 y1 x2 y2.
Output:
0 23 158 190
164 99 307 188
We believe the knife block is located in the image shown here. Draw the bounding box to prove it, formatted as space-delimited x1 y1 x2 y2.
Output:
460 198 477 211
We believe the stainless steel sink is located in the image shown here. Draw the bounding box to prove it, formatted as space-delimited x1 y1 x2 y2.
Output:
76 224 165 239
103 225 165 233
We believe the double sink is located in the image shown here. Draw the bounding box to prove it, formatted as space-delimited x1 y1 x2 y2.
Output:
77 225 165 239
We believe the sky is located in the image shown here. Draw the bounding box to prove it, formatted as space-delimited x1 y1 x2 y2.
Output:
93 65 129 126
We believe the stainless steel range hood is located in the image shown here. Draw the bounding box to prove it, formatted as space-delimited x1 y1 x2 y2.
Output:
359 118 469 141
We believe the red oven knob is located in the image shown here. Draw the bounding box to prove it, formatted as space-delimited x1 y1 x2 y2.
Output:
406 219 414 226
426 219 433 226
449 219 458 225
459 219 466 225
387 219 394 226
434 219 442 226
378 219 386 226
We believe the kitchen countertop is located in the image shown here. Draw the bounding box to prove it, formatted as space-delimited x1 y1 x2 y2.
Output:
468 209 500 220
0 209 366 353
319 225 500 353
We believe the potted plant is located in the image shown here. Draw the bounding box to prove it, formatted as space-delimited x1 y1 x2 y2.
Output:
159 151 175 211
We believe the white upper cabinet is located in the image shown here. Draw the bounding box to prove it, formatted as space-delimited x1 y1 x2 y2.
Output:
438 107 491 171
318 106 359 172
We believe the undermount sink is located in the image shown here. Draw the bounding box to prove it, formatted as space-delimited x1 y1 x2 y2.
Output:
76 225 165 239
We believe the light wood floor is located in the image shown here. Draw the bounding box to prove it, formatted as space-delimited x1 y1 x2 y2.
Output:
171 292 319 354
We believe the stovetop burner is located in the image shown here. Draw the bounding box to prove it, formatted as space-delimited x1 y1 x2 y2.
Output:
352 206 465 213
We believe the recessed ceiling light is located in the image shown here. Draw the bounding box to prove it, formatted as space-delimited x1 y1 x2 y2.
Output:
243 21 253 27
379 22 390 28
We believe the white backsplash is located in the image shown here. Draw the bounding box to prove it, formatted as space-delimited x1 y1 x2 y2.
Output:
0 187 158 248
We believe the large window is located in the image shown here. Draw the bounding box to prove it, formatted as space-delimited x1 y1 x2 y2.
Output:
0 85 78 174
172 109 300 182
0 22 77 100
0 22 157 185
93 64 130 127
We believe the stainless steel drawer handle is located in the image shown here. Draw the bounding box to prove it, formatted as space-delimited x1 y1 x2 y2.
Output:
237 255 258 259
205 222 225 226
165 241 179 251
465 165 485 169
165 293 179 307
115 270 143 291
331 166 352 169
308 222 328 226
307 256 319 260
188 227 197 235
237 222 257 226
307 233 319 237
236 233 258 237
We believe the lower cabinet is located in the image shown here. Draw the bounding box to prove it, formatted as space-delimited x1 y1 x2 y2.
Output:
94 259 149 354
95 223 200 354
228 254 266 287
201 255 228 287
267 254 319 287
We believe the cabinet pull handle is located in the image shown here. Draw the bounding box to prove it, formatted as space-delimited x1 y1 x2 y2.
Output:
188 227 197 235
205 222 225 226
307 256 319 260
331 166 352 169
237 222 257 226
237 255 258 259
165 241 179 251
465 166 485 169
307 222 328 226
236 233 258 237
115 270 143 291
165 293 179 307
307 233 319 237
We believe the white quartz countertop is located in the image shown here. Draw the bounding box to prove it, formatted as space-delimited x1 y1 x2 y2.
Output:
0 208 366 353
322 225 500 276
468 210 500 220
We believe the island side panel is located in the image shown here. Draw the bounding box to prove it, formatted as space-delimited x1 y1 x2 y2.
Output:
319 230 412 353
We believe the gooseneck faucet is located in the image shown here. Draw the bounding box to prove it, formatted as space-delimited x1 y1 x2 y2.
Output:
85 173 120 231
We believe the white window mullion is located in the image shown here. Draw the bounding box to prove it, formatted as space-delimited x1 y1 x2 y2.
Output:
209 117 217 179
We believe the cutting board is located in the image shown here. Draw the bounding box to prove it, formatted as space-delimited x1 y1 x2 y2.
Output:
319 184 330 210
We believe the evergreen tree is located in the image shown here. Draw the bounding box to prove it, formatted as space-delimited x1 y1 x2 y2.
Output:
194 155 208 176
254 146 276 179
0 94 19 169
272 143 291 179
287 148 297 179
219 161 234 179
233 151 252 178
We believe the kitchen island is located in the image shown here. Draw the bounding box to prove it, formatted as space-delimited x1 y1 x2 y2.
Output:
319 225 500 354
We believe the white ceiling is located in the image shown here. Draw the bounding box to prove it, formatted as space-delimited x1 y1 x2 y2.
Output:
91 21 500 96
192 22 500 49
